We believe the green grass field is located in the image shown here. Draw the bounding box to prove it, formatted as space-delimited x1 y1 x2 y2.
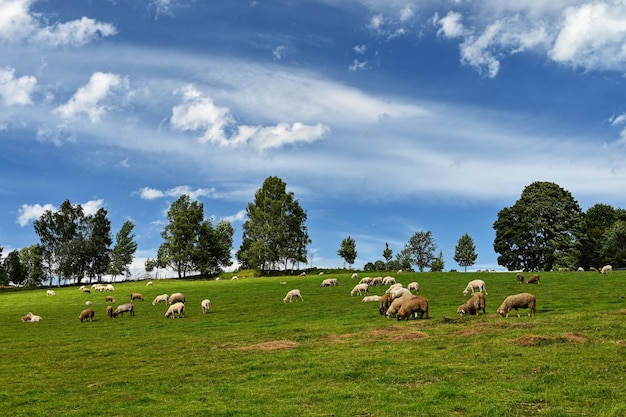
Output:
0 271 625 416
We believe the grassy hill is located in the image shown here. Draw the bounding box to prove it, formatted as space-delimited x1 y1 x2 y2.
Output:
0 271 625 416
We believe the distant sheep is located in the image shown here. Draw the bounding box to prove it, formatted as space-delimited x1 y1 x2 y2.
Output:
21 312 42 322
516 273 524 284
231 276 238 280
601 265 613 274
457 292 486 316
378 293 394 315
407 282 419 293
79 308 95 322
165 302 185 318
351 273 358 279
369 277 383 286
105 296 115 303
130 293 145 301
146 281 153 286
82 288 91 294
201 299 211 313
113 303 134 317
46 290 56 297
321 278 338 287
152 294 169 305
527 274 540 284
350 283 369 296
283 289 303 303
577 267 584 272
106 305 113 318
382 276 396 286
299 272 307 277
359 277 373 285
385 293 415 318
463 279 487 296
397 296 429 320
85 301 92 305
169 293 186 304
590 266 598 272
105 284 115 291
497 293 536 318
362 295 382 303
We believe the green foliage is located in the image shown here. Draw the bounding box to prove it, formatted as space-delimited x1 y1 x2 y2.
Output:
337 236 357 267
430 250 445 272
454 233 478 272
3 250 27 286
237 176 310 272
18 245 44 286
108 220 138 279
406 230 437 272
382 242 392 263
493 181 583 271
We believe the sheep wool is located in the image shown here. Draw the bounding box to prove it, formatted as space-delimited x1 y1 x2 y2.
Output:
497 293 536 318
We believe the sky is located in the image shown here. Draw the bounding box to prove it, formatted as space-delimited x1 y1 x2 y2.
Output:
2 0 626 276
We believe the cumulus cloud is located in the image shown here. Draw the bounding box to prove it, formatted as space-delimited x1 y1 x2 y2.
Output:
0 66 37 106
0 0 116 46
17 199 103 226
221 209 247 223
137 185 215 200
55 72 129 122
170 84 329 150
434 11 465 38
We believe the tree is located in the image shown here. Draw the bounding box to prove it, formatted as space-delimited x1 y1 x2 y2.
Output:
601 220 626 267
454 233 478 272
580 204 618 269
109 220 138 280
493 181 583 271
382 243 393 269
194 219 234 275
338 236 357 268
430 251 445 272
0 247 6 286
237 176 310 272
395 247 414 272
19 245 45 286
406 231 437 272
4 250 27 286
83 208 112 282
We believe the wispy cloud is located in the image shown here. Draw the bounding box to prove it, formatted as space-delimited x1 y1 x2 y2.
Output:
137 185 215 200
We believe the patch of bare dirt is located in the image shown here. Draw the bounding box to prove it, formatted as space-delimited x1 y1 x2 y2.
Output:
512 333 588 347
613 309 626 315
389 332 429 342
455 320 534 337
240 340 299 351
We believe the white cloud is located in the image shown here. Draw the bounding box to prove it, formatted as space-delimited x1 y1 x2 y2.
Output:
17 203 55 226
0 66 36 106
55 72 129 122
221 209 247 223
82 199 104 216
138 187 165 200
273 45 287 59
434 11 465 38
0 0 116 46
353 44 367 54
349 59 368 71
137 185 215 200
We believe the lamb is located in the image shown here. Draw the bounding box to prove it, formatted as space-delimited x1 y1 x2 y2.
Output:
378 293 394 315
497 293 536 317
165 302 185 318
516 273 524 284
130 292 144 301
457 292 486 316
601 265 613 274
283 289 303 303
112 303 134 317
46 290 56 296
201 299 211 313
527 274 540 284
106 305 113 318
350 283 369 296
152 294 169 305
463 279 487 296
169 292 186 304
362 295 382 303
385 293 415 318
105 296 115 303
79 308 95 322
407 282 419 293
397 296 429 320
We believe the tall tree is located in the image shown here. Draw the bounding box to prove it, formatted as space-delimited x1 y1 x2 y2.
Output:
19 245 45 287
454 233 478 272
406 231 437 272
4 250 27 286
337 236 357 268
109 220 138 280
493 181 583 271
84 208 112 282
601 220 626 267
237 176 310 272
382 242 393 269
580 203 618 269
194 219 234 275
0 247 6 286
430 250 445 272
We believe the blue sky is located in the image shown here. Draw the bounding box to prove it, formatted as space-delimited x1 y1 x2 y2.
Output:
2 0 626 276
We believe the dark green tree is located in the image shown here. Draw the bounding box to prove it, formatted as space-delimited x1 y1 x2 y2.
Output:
580 204 618 269
430 251 445 272
493 181 583 271
395 247 414 272
19 245 45 286
601 220 626 267
338 236 357 268
84 208 112 283
195 219 234 275
406 231 437 272
109 220 138 280
0 247 6 286
237 176 310 272
4 250 27 286
382 242 393 269
454 233 478 272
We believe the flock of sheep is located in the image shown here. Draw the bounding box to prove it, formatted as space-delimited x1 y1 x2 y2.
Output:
21 282 211 323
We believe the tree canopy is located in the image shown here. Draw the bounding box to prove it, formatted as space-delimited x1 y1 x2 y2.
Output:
406 231 437 272
454 233 478 272
338 236 357 268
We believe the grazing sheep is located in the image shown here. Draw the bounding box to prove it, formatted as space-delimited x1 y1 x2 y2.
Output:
130 292 145 301
388 287 411 299
385 283 403 293
169 292 186 304
457 292 486 316
351 273 358 279
319 272 324 276
79 308 95 322
82 287 91 294
283 289 303 303
152 294 169 305
362 295 382 303
22 312 42 322
112 303 134 317
601 265 613 274
527 274 540 284
105 284 115 291
299 272 307 277
407 282 419 293
46 290 56 297
590 266 599 272
397 269 403 274
201 299 211 313
321 278 337 287
165 302 185 318
359 277 373 285
463 279 487 296
577 267 585 272
378 293 394 315
146 281 153 286
231 276 238 280
106 305 113 318
497 293 536 317
397 296 429 320
385 293 415 318
85 301 92 305
516 273 524 284
279 281 287 285
350 283 369 296
382 276 396 286
369 277 383 286
105 296 115 303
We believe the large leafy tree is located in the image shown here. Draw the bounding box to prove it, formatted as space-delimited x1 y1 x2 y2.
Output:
195 219 234 275
83 208 112 282
19 245 45 286
4 250 27 286
493 181 583 271
337 236 357 268
454 233 478 272
109 220 138 280
579 204 626 269
237 176 310 272
601 220 626 267
406 231 437 272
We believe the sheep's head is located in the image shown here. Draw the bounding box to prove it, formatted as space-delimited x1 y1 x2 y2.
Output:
457 307 466 316
462 290 469 296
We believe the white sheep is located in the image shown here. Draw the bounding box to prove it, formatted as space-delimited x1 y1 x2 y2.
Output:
152 294 169 305
385 283 403 293
113 303 134 317
385 293 415 318
457 292 486 316
146 281 153 286
231 276 238 280
351 273 358 279
369 277 383 286
29 313 42 322
407 282 419 293
283 289 303 303
85 301 92 305
321 278 337 287
350 283 369 296
361 295 382 303
463 279 487 296
169 292 186 304
497 293 536 318
388 287 411 299
359 277 373 285
201 299 211 313
382 276 396 286
46 290 56 297
165 302 185 318
601 265 613 274
105 284 115 291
